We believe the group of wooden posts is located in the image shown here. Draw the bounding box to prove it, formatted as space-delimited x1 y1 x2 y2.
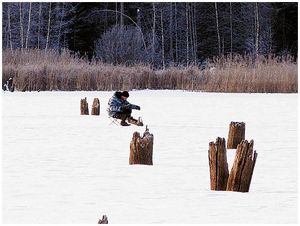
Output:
209 122 258 192
81 98 258 224
80 97 100 115
81 97 257 193
128 121 257 193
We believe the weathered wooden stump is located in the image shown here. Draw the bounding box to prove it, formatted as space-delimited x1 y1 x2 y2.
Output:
227 121 245 149
226 140 258 192
91 98 100 115
208 137 229 190
80 97 89 115
98 215 108 224
129 126 153 165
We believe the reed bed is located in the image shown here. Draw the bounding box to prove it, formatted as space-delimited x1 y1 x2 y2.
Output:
2 49 297 93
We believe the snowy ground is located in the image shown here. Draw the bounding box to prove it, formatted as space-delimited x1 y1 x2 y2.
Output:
2 90 298 224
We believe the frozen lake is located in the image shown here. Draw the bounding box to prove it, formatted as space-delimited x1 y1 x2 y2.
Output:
2 90 298 223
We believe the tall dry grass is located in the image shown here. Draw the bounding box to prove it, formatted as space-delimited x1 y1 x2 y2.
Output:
2 49 297 93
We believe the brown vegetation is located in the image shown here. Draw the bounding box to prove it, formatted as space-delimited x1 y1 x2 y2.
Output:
2 49 297 93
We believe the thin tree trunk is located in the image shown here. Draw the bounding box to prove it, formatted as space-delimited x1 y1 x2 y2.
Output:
45 3 52 50
104 3 108 30
188 3 193 63
215 2 221 56
160 7 165 70
137 8 141 27
255 2 259 58
152 3 156 66
7 4 13 50
120 2 124 26
193 3 197 63
230 2 233 59
269 24 272 55
58 3 65 50
169 3 174 63
19 2 24 49
115 2 118 25
25 2 32 49
185 3 189 66
175 2 178 64
222 36 225 55
37 3 42 49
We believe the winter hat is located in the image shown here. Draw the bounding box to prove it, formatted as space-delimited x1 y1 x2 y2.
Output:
121 91 129 97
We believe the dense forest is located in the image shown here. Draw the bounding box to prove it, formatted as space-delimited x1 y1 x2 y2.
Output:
2 2 298 68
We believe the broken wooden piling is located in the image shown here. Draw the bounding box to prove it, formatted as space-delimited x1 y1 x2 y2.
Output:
208 137 229 190
91 98 100 115
227 121 245 149
80 97 89 115
129 126 153 165
208 138 257 192
226 140 258 192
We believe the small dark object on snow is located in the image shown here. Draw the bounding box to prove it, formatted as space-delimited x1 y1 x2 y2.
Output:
3 77 15 92
98 215 108 224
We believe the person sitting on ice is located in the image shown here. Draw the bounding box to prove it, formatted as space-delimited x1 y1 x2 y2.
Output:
107 91 143 126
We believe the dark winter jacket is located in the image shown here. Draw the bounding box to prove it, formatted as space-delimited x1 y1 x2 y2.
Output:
107 91 139 117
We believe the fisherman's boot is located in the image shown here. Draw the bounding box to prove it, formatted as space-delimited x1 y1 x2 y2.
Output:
128 117 143 126
120 120 130 126
120 115 130 126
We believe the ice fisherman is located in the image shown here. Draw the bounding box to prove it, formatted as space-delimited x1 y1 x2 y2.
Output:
107 91 143 126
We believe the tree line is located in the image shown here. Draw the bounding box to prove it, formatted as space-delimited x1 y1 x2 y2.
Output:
2 2 297 68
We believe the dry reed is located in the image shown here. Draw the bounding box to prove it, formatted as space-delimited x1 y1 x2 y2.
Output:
2 49 297 93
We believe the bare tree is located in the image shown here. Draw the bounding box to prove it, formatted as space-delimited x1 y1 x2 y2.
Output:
169 3 174 63
120 2 124 26
25 2 32 48
192 3 197 62
152 3 156 65
160 7 165 69
37 3 42 49
115 2 118 25
45 3 52 50
185 3 189 65
255 2 259 58
174 2 178 63
7 4 13 50
19 2 24 48
215 2 221 56
230 2 233 58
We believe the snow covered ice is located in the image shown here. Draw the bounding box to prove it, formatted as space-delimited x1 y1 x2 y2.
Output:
2 90 298 223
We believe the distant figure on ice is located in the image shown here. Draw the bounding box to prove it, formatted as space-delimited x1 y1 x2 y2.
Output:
107 91 143 126
2 77 14 92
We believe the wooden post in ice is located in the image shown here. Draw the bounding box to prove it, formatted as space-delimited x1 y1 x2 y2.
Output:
129 126 153 165
80 97 89 115
226 140 258 192
208 137 229 190
227 121 245 149
91 98 100 115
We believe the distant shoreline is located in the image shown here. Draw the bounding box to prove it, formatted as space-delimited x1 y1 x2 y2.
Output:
2 49 298 93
